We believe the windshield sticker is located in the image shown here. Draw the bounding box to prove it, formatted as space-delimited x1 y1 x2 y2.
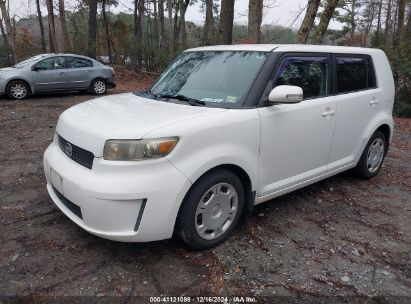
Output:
226 96 237 103
201 98 225 103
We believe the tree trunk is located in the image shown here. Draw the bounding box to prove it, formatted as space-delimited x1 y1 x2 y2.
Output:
178 0 189 50
46 0 58 52
406 5 411 44
36 0 46 52
0 0 15 63
134 0 144 70
248 0 263 43
167 0 175 57
203 0 214 45
350 0 356 44
102 0 112 63
384 0 392 43
313 0 339 45
376 0 382 37
394 0 406 47
297 0 321 44
88 0 98 58
158 0 164 49
219 0 235 44
59 0 71 52
173 2 180 41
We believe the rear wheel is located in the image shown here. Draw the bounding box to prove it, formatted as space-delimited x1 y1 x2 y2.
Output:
175 169 245 250
90 79 107 95
353 131 387 179
6 80 30 100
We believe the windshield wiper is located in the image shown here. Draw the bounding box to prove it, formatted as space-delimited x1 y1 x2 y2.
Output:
156 93 206 106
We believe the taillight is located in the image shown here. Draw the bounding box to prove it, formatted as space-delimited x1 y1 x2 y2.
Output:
111 67 115 76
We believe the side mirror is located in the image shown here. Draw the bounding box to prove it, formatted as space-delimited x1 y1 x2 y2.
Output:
31 65 39 71
267 85 303 105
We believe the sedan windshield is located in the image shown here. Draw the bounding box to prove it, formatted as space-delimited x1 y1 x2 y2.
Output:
150 51 268 107
13 55 47 68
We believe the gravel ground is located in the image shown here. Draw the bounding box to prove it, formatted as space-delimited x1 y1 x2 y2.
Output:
0 77 410 303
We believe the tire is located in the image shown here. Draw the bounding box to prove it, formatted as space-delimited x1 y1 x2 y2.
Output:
352 131 387 179
90 79 107 95
6 80 30 100
175 169 245 250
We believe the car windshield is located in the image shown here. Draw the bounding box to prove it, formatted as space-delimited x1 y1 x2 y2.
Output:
150 51 268 107
13 55 47 68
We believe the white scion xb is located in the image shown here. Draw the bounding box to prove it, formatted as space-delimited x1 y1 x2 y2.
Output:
44 44 394 249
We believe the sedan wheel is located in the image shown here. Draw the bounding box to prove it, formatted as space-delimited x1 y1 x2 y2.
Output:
7 81 29 100
91 79 107 95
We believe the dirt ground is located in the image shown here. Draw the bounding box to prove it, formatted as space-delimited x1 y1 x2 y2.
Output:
0 72 410 303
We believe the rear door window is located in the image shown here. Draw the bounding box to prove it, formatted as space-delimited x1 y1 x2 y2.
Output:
66 57 93 69
335 56 376 93
274 56 330 99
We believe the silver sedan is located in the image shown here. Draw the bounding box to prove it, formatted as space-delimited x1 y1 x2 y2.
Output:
0 54 116 99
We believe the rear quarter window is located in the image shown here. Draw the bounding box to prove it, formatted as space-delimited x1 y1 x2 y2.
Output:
335 56 376 93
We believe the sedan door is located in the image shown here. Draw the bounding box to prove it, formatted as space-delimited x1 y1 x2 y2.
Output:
257 54 336 197
64 57 94 89
31 56 69 91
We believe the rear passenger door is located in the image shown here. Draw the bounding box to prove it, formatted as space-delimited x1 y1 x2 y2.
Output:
258 54 337 196
327 54 380 170
64 57 94 89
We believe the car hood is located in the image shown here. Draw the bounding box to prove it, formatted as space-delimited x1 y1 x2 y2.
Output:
56 93 227 157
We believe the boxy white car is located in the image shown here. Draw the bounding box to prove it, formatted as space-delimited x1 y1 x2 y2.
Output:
44 44 394 249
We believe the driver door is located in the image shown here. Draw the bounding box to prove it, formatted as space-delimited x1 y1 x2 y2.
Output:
32 56 69 91
257 54 337 197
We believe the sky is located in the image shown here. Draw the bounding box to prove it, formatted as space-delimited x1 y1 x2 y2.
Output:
9 0 341 30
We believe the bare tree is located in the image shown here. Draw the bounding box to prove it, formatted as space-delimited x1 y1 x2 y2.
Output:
46 0 58 52
219 0 235 44
394 0 406 46
248 0 263 43
102 0 112 63
59 0 71 52
297 0 321 43
178 0 190 50
203 0 214 45
158 0 165 49
133 0 144 70
313 0 340 44
0 0 15 63
35 0 46 52
167 0 175 57
88 0 98 58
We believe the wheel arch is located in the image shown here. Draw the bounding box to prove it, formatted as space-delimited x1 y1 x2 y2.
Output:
177 163 255 220
6 78 32 94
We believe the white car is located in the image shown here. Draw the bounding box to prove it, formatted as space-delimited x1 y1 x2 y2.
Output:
44 44 394 249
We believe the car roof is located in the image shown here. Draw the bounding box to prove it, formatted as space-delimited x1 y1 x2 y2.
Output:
185 44 383 55
39 53 94 60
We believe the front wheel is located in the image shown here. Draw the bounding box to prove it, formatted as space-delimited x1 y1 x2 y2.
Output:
175 169 245 250
6 80 30 100
90 79 107 95
353 131 387 179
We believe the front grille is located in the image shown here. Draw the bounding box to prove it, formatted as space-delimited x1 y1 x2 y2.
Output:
58 135 94 169
52 185 83 219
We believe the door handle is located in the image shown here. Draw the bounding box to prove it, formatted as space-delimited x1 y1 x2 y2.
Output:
85 70 91 72
321 109 336 117
369 98 379 105
59 72 65 76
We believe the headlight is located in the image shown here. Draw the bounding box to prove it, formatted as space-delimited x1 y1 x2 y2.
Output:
103 137 178 161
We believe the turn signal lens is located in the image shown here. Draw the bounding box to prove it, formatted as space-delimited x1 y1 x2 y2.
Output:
103 137 178 161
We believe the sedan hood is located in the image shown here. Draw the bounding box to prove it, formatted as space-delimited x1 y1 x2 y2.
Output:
56 93 227 157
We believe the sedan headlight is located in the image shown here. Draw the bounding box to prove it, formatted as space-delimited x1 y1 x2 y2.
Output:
103 137 178 161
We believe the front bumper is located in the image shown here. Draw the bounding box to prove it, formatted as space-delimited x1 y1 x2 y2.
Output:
43 142 191 242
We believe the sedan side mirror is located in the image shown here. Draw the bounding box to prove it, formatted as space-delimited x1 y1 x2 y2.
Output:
267 85 303 105
31 65 39 71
